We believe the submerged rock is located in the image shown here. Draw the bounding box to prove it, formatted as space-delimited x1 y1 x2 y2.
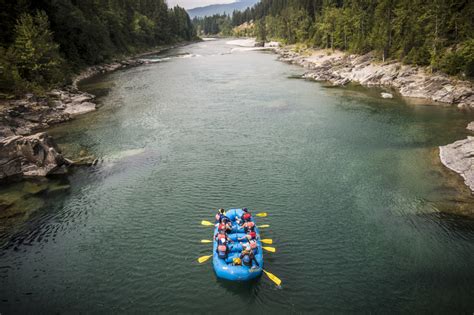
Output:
0 195 45 219
46 183 71 195
467 121 474 132
0 132 67 180
381 92 393 99
439 137 474 192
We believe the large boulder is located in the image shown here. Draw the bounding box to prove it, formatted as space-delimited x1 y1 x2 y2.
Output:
64 101 96 116
439 137 474 192
467 121 474 132
0 132 67 180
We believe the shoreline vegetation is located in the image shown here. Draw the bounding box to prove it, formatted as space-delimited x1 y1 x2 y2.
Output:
193 1 474 80
274 44 473 109
273 41 474 195
192 0 473 195
1 0 472 193
1 36 473 197
0 0 197 183
229 38 474 195
0 41 195 182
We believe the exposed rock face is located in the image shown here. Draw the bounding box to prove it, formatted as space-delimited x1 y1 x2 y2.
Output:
0 43 189 184
266 41 280 48
439 137 474 192
0 89 97 137
0 132 67 180
64 101 96 116
467 121 474 132
275 47 474 109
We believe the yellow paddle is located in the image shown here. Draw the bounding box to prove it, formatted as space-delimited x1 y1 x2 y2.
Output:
201 239 273 245
256 212 268 217
197 255 212 263
262 246 276 253
258 224 270 228
263 270 282 286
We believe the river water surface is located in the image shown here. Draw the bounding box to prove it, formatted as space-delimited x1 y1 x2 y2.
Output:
1 39 474 313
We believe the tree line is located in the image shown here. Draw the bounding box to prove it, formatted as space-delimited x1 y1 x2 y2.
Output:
0 0 196 97
194 0 474 77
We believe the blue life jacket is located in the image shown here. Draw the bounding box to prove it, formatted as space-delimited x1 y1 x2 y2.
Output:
242 254 251 266
219 215 230 224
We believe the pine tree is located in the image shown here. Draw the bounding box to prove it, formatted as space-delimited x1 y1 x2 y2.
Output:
12 10 65 89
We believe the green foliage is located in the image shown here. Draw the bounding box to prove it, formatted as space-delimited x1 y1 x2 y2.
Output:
192 14 233 36
0 11 66 95
0 47 25 96
218 0 474 77
256 19 267 41
404 47 430 66
232 22 255 38
0 0 196 97
12 11 66 89
438 40 474 77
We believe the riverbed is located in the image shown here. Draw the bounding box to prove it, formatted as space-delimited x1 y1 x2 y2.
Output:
1 39 474 313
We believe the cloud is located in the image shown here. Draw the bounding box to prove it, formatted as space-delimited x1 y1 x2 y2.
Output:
167 0 236 10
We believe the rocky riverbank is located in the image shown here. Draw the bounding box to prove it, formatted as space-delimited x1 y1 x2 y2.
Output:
274 46 474 109
0 132 68 180
0 43 187 182
263 42 474 193
439 123 474 193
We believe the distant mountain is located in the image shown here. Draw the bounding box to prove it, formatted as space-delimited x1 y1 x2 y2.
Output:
187 0 258 18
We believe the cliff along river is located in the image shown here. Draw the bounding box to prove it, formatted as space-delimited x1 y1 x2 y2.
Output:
1 39 474 313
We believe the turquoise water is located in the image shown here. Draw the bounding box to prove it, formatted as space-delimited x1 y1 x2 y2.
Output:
1 39 474 313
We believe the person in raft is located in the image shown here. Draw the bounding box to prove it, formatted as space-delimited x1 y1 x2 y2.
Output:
236 208 252 225
215 230 234 259
215 208 227 223
241 220 255 233
218 219 233 234
240 244 259 268
238 230 258 254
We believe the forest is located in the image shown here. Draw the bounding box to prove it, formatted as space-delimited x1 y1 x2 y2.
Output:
0 0 196 96
193 0 474 77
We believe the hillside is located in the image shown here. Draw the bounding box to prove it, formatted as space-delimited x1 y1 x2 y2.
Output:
187 0 258 18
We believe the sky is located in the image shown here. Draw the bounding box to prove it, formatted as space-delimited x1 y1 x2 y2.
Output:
167 0 235 9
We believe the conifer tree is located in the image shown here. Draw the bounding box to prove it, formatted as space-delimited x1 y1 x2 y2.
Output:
12 11 65 90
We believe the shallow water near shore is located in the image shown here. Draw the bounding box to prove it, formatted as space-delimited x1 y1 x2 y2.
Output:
1 39 474 313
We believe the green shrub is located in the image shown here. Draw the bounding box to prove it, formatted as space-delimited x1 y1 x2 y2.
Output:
0 11 67 97
438 40 474 78
404 46 430 66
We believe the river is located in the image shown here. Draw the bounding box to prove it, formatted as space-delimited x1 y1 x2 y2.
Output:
1 39 474 313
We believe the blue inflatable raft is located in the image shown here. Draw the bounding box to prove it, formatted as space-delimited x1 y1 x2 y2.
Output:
213 208 263 281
